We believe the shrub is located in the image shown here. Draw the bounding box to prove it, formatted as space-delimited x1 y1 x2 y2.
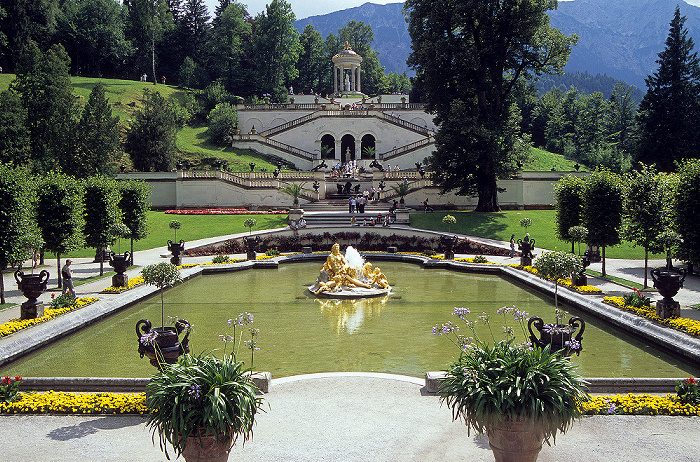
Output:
212 254 230 264
206 102 238 146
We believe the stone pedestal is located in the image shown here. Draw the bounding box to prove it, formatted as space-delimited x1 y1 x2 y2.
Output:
112 274 129 288
302 246 312 254
394 208 410 224
289 208 304 223
170 255 182 266
387 246 397 253
656 300 680 319
521 256 532 267
21 301 44 320
444 250 455 260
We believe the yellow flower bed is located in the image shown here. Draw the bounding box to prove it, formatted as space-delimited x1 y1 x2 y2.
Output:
604 296 700 337
455 257 494 264
101 276 144 293
178 259 247 268
1 391 696 416
0 297 99 339
0 391 146 414
580 394 700 416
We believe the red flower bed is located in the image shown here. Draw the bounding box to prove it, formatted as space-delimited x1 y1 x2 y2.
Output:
164 208 287 215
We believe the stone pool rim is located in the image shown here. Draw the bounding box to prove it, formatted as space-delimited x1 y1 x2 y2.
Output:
1 253 699 376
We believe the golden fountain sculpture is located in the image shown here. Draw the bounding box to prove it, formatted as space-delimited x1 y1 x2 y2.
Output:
309 243 391 298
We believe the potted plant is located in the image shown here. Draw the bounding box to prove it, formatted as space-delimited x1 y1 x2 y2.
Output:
442 214 456 233
391 182 410 207
136 262 190 368
244 218 257 235
146 352 263 462
281 182 307 208
435 307 589 462
168 220 184 265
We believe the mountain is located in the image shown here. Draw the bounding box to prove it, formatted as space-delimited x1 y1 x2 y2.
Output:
294 0 700 90
294 2 411 75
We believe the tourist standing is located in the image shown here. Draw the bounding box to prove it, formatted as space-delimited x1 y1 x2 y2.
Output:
510 234 516 258
61 259 75 298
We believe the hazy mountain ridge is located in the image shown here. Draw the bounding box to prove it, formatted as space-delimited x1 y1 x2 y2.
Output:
294 0 700 90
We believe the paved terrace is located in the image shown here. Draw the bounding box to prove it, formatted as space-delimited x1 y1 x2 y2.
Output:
1 230 699 461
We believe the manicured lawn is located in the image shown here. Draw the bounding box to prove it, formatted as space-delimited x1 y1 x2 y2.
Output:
60 211 288 259
410 210 661 260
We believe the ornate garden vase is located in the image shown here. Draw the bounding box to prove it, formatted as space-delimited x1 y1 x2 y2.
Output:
14 269 50 319
650 267 686 318
181 431 234 462
487 419 544 462
109 251 130 287
246 237 257 261
528 316 585 356
168 239 185 266
650 267 686 302
136 318 191 368
518 238 535 267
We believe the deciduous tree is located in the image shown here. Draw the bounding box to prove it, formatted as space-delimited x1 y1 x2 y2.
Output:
83 176 121 275
405 0 577 211
675 159 700 269
118 179 151 265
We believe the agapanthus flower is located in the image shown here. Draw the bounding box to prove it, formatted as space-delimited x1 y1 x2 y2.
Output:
139 331 158 346
188 384 201 400
565 339 582 351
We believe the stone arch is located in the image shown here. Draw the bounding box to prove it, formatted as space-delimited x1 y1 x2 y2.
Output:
271 118 288 129
360 134 376 159
341 134 356 164
410 117 428 128
242 117 263 134
321 134 336 159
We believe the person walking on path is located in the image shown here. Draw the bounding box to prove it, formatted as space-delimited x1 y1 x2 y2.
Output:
510 234 516 258
61 259 75 298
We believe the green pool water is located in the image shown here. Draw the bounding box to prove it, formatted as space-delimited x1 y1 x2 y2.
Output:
1 262 698 378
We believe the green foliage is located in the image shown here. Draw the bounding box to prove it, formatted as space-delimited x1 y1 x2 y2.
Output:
675 159 700 266
637 7 700 172
294 24 325 94
472 255 488 264
83 176 121 250
118 180 151 242
442 214 456 232
568 226 588 256
210 3 253 94
74 82 121 176
391 182 410 200
519 217 532 230
675 378 700 405
0 375 23 404
440 338 588 442
553 175 584 244
12 42 79 174
406 0 576 211
582 169 623 248
211 254 230 263
125 89 180 172
0 89 30 165
141 262 181 290
534 250 582 307
145 353 263 459
0 165 37 270
622 289 651 309
49 293 76 311
206 102 238 145
35 171 85 256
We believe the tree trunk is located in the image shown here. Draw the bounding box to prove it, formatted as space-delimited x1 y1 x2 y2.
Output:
474 160 500 212
57 252 62 288
601 246 606 277
571 241 575 254
100 259 104 276
40 248 45 265
130 239 134 266
0 267 5 305
151 28 156 86
644 248 649 289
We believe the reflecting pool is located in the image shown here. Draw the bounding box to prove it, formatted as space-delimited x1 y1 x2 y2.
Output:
1 262 697 378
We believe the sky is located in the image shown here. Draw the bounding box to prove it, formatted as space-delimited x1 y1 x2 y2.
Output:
202 0 700 21
203 0 401 20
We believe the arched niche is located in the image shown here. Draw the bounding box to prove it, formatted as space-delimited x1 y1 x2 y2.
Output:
321 134 336 159
360 134 376 159
340 134 356 164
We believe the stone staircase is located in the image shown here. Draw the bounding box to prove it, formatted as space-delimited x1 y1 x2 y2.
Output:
298 200 397 227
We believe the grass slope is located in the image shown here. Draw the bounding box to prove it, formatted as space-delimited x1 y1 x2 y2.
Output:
410 210 659 260
524 147 589 172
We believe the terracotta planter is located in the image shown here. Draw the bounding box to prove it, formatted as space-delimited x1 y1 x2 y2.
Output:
181 432 233 462
488 420 544 462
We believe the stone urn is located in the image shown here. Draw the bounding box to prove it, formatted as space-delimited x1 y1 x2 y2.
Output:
168 239 185 266
528 316 585 356
518 238 535 266
650 267 686 319
488 419 544 462
136 318 191 368
442 235 458 260
14 269 50 319
109 251 131 288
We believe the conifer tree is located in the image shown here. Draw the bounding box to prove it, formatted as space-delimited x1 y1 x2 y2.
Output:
637 6 700 172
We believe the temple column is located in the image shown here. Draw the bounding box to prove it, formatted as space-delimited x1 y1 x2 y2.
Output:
350 65 355 93
333 65 338 95
357 67 361 93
